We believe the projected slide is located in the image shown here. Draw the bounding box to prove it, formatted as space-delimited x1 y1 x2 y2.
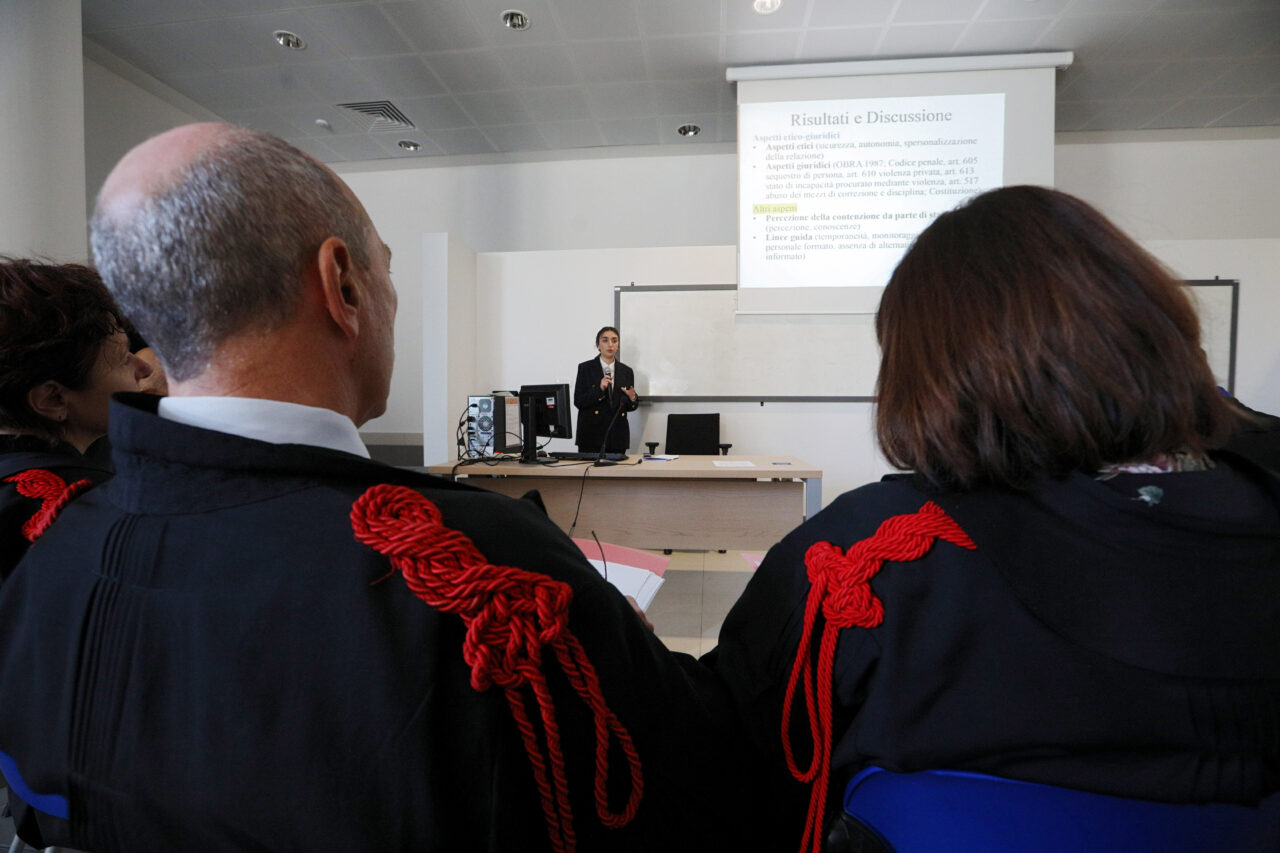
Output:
739 93 1005 292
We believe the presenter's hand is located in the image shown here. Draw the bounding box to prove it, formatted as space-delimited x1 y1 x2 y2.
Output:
623 386 637 401
600 374 613 391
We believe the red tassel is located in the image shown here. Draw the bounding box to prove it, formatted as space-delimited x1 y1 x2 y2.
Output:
350 484 643 853
782 501 976 853
3 469 92 542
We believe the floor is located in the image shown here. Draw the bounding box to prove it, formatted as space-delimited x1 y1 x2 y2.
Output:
645 549 758 657
0 550 756 850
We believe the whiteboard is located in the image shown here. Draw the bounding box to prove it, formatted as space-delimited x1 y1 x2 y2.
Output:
616 285 879 401
616 280 1237 403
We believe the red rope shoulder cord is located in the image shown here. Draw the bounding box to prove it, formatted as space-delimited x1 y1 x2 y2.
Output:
3 469 93 542
350 484 642 853
782 500 976 853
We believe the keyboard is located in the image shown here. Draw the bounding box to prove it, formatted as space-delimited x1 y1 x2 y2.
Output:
547 451 628 462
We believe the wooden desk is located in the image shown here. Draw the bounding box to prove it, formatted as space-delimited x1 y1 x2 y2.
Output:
424 455 822 551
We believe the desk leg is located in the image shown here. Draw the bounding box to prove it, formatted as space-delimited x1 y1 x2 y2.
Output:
803 477 821 520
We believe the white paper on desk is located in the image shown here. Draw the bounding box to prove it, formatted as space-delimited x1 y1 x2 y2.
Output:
643 454 679 461
573 538 669 611
713 460 756 468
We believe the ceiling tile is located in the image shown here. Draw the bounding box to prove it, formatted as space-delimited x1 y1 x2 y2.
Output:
216 106 315 140
1065 0 1162 13
283 135 345 163
379 1 489 52
85 27 215 78
1053 100 1103 132
394 95 477 130
1210 94 1280 127
348 55 446 98
494 43 582 87
588 82 659 119
646 35 724 80
726 30 803 64
954 18 1053 53
651 80 726 115
521 87 592 121
549 0 641 40
321 133 391 162
1097 9 1219 61
253 102 371 137
290 60 382 104
1145 95 1254 128
1198 56 1280 97
483 123 550 152
725 0 809 32
455 91 533 126
190 12 347 70
637 0 721 37
807 0 896 28
426 127 498 155
877 22 967 56
462 0 569 46
1034 12 1142 55
795 27 882 61
568 39 648 84
371 132 445 158
976 0 1074 21
1125 59 1236 101
81 0 217 32
599 116 661 145
535 119 607 150
891 0 984 25
1081 98 1182 130
424 50 513 93
1056 60 1163 100
296 5 415 59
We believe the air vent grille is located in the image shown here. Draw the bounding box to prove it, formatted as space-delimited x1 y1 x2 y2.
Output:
336 100 416 132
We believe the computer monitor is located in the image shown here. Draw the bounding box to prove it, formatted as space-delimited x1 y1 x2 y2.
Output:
517 383 572 463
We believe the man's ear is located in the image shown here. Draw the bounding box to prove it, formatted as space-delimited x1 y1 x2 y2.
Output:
316 235 360 341
27 381 69 425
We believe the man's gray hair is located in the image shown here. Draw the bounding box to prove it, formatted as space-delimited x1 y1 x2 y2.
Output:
90 126 371 382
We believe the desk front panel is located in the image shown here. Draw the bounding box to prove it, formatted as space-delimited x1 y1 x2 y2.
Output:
454 473 804 551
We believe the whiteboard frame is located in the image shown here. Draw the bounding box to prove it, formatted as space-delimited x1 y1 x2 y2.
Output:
616 280 1238 404
615 283 876 403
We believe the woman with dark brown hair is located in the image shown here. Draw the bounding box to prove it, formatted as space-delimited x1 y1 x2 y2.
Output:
0 258 153 580
708 186 1280 852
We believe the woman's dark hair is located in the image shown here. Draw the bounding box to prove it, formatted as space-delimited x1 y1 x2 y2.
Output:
875 185 1229 490
595 326 620 345
0 258 125 435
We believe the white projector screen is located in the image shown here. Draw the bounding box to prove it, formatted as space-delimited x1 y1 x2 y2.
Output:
730 54 1070 314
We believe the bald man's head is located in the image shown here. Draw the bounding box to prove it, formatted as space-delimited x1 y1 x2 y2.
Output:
90 123 372 382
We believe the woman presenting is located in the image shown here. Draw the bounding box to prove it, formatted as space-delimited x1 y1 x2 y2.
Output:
573 326 638 454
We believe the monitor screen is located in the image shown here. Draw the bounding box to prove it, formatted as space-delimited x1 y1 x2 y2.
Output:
517 383 572 462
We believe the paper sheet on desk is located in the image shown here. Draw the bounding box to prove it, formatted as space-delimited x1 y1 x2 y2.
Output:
713 460 756 467
574 538 668 611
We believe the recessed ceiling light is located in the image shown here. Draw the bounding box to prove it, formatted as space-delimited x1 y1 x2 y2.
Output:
273 30 306 50
753 0 782 14
398 140 422 151
314 119 332 131
677 124 701 137
501 10 531 31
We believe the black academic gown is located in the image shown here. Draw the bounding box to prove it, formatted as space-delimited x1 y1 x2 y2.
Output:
0 393 747 853
707 462 1280 851
0 435 112 583
574 358 638 453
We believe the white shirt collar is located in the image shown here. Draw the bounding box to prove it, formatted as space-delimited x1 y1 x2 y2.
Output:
157 396 370 458
599 356 616 373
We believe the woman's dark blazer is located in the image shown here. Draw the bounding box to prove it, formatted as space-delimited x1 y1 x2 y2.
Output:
573 358 639 453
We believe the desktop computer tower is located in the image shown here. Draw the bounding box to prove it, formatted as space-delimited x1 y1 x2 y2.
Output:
466 393 518 456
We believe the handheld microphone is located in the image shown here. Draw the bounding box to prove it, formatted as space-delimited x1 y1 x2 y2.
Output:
594 368 626 467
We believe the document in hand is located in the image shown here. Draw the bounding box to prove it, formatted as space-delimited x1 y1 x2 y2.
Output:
574 538 669 610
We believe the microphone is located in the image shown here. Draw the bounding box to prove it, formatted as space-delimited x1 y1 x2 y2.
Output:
594 366 626 467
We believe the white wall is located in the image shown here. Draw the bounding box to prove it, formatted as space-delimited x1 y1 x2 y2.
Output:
340 128 1280 506
1 0 86 260
82 54 210 219
71 44 1279 501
